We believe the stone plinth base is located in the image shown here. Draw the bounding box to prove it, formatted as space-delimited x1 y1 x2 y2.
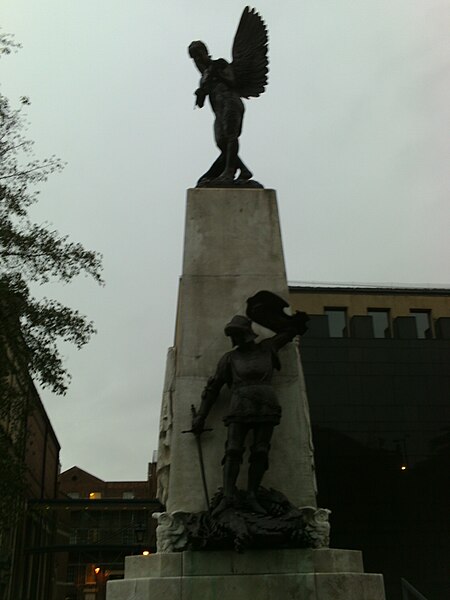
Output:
106 548 386 599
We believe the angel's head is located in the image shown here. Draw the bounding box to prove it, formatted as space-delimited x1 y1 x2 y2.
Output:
188 40 211 71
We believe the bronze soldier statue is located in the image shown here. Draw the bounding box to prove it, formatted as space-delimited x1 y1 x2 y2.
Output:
188 7 268 187
192 292 308 515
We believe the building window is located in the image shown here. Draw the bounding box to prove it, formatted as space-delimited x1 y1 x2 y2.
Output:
89 492 102 500
67 492 80 499
367 309 390 338
69 532 77 544
82 528 98 544
122 491 134 499
324 308 347 337
410 310 432 339
122 528 135 544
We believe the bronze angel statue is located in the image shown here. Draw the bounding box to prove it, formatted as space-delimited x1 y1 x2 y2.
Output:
188 6 268 188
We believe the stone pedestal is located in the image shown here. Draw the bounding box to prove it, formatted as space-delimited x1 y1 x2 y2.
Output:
157 188 316 513
106 549 386 600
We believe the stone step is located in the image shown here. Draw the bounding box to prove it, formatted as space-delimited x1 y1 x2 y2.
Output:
125 548 364 579
107 571 385 600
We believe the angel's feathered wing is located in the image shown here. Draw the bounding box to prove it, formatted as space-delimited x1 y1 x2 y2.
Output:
231 6 268 99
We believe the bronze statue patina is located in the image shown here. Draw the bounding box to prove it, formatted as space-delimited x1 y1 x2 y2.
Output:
192 292 309 516
188 6 268 188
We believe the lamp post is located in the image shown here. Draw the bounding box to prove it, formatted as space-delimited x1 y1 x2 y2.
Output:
94 566 106 600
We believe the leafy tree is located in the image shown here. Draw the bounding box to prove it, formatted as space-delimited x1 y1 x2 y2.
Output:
0 32 103 553
0 33 103 395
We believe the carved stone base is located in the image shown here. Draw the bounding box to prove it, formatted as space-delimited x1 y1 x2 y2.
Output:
106 548 386 600
153 487 331 553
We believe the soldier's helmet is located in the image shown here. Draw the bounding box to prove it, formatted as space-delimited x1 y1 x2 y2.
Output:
224 315 257 342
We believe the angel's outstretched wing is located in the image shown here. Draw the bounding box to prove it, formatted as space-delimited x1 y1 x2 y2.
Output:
231 6 268 99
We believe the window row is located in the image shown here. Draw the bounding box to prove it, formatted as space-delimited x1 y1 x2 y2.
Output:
305 309 450 339
66 491 135 499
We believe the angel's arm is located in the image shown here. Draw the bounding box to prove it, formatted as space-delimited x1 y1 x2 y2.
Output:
194 88 207 108
194 60 235 107
194 85 207 108
193 67 213 108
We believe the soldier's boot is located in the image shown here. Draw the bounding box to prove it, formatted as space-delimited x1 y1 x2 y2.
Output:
212 452 242 516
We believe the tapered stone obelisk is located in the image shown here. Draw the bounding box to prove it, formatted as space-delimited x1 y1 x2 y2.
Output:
156 188 316 513
107 188 386 600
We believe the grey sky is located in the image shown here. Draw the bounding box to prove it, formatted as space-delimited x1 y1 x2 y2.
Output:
1 1 449 480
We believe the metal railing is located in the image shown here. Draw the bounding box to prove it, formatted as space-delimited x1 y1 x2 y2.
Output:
401 578 428 600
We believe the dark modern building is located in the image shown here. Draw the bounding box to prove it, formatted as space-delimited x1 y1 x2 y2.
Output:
289 284 450 600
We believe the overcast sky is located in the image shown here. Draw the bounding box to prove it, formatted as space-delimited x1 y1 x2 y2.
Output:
1 1 449 481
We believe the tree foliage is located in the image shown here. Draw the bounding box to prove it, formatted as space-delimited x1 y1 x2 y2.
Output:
0 32 103 571
0 34 103 395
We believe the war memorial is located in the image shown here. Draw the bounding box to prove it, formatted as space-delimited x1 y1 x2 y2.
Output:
107 7 386 599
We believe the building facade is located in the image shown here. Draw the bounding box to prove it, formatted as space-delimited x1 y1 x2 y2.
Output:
1 299 61 600
289 284 450 600
1 299 161 600
31 465 161 600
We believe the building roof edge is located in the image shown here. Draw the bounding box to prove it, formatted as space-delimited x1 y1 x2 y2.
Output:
288 281 450 295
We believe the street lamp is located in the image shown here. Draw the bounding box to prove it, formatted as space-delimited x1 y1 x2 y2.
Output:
134 523 146 544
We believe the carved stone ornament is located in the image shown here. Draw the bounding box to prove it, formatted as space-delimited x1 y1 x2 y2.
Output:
153 488 330 554
152 511 189 554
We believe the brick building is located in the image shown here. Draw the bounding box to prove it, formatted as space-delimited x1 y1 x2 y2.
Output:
59 466 155 501
31 465 161 600
1 299 61 600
